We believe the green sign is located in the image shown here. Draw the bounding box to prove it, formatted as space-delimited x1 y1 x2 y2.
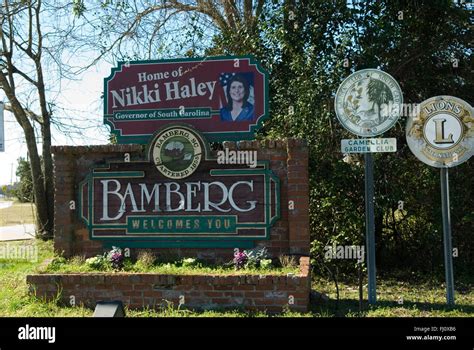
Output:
127 216 237 234
78 125 280 248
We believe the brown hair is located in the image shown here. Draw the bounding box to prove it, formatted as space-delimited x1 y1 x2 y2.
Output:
225 74 250 110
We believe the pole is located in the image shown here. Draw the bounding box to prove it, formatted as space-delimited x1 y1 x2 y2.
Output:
358 262 363 313
364 153 376 304
440 167 455 305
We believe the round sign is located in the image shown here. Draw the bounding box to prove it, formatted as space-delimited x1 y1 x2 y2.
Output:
335 69 403 137
406 96 474 168
152 126 203 179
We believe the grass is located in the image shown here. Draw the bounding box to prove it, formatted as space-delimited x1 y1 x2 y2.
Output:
311 277 474 317
43 257 300 276
0 240 92 316
0 201 36 226
0 239 472 317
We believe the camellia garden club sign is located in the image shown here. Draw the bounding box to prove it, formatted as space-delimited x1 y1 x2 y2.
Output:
104 56 269 143
335 68 403 304
79 125 280 248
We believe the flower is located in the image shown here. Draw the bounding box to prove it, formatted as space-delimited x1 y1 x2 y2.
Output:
182 258 196 266
85 256 106 269
107 246 124 270
260 259 273 269
233 250 248 270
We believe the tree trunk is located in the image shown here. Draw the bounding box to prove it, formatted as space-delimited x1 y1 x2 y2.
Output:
37 60 55 238
0 73 51 239
41 119 54 238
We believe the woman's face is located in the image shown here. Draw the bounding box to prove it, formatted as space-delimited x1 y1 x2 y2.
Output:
229 81 245 102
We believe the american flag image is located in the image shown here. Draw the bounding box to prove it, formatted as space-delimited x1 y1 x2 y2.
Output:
219 72 236 87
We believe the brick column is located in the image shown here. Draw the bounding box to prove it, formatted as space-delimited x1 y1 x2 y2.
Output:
52 145 143 257
286 139 310 255
52 151 75 257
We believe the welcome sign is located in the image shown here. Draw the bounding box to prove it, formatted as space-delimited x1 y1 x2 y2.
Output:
79 126 280 248
104 56 269 143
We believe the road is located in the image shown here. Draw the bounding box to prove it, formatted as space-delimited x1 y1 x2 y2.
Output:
0 201 13 210
0 201 35 240
0 224 35 241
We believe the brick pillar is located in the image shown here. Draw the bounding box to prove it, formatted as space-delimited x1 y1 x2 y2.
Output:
286 139 310 255
52 152 75 257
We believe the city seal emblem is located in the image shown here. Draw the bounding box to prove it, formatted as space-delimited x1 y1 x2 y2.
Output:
335 69 403 137
151 125 203 179
406 96 474 168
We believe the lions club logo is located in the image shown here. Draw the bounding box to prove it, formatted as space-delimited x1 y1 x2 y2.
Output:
406 96 474 168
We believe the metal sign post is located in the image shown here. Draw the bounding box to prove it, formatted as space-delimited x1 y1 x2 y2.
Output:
407 95 474 306
364 153 376 304
440 167 455 305
0 102 4 152
335 69 403 306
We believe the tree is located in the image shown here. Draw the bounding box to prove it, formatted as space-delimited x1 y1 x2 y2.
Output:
367 77 393 124
79 0 473 276
0 0 54 237
13 157 34 203
0 1 91 238
72 0 266 63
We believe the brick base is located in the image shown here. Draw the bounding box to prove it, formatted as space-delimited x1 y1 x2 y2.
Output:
51 139 310 261
27 257 310 313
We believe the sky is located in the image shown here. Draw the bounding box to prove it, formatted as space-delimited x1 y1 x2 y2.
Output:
0 62 113 186
0 3 214 187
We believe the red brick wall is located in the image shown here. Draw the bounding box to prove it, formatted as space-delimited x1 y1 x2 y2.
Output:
27 257 310 313
51 139 309 262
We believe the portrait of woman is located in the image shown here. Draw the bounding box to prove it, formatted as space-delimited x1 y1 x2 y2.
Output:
220 74 254 122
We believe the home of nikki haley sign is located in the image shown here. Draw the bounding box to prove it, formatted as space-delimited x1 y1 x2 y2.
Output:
104 56 269 143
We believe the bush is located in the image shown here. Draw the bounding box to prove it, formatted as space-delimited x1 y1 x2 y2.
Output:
85 256 108 270
48 257 67 270
233 247 272 270
233 250 247 270
136 250 156 269
260 259 273 269
12 157 33 203
181 258 198 268
244 247 269 268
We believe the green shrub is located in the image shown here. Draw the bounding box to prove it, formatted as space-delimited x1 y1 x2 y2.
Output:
85 256 108 270
181 258 198 268
135 250 156 270
244 247 269 269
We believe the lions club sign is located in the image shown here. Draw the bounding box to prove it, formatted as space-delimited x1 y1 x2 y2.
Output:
406 96 474 168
